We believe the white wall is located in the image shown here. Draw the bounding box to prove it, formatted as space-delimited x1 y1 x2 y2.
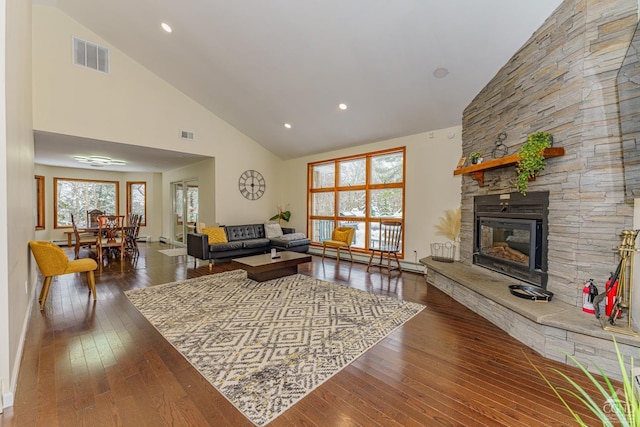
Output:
1 0 33 408
281 126 462 265
34 164 162 242
31 4 283 236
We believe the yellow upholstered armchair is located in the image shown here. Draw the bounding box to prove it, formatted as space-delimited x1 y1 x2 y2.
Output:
322 226 355 263
29 241 98 310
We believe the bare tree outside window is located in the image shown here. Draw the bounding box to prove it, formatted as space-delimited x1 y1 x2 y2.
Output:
127 182 147 226
54 178 119 228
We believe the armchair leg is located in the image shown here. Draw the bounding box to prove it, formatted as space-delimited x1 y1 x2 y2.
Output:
348 247 353 262
322 245 327 261
87 271 97 300
209 260 213 271
39 276 53 310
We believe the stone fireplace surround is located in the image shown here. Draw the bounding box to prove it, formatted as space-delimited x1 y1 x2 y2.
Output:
423 0 640 381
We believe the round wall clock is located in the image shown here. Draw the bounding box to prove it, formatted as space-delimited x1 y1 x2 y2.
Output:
238 169 265 200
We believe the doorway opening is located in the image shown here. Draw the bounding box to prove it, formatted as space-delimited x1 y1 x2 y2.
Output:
171 179 199 245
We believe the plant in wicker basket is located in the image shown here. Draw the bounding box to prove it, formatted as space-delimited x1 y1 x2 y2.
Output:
435 207 461 242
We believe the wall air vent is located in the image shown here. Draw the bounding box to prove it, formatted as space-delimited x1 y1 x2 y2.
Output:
73 36 110 74
180 130 195 141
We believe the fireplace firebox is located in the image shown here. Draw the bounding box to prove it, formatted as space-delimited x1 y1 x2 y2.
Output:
474 192 548 287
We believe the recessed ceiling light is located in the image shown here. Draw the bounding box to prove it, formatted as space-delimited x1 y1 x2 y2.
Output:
284 123 292 129
338 103 348 110
433 67 449 79
161 22 172 33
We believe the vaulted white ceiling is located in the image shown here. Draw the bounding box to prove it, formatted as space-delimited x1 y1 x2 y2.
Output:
34 0 563 169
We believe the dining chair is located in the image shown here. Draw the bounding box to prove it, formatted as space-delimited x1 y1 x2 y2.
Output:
125 214 141 258
97 214 126 265
367 219 403 274
71 213 97 259
86 209 104 228
28 241 98 310
321 226 355 263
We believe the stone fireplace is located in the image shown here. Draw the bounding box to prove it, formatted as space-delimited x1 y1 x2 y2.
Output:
458 0 636 307
422 0 640 380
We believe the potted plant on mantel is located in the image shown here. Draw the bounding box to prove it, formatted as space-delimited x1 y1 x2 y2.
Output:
516 131 553 195
470 152 483 164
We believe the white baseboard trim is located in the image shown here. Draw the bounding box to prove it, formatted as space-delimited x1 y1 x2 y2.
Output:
5 278 36 409
307 248 425 274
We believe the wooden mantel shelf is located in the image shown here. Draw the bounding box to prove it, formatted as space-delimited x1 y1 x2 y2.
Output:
453 147 565 186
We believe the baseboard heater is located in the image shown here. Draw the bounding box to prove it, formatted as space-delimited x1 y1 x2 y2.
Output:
159 236 170 244
136 236 151 243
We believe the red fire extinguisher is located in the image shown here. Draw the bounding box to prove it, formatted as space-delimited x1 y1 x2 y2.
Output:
582 279 597 314
605 274 619 317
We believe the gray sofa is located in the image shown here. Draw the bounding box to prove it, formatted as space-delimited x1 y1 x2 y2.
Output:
187 223 310 269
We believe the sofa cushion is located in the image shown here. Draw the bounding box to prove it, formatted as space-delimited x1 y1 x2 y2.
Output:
273 232 306 241
332 229 349 243
226 225 257 241
202 227 227 243
264 223 283 238
270 233 311 249
242 238 271 249
209 241 243 252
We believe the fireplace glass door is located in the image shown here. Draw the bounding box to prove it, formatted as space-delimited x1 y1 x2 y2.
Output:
475 217 544 285
479 218 537 268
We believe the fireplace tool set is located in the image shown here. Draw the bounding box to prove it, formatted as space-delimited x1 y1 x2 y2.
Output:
593 229 639 337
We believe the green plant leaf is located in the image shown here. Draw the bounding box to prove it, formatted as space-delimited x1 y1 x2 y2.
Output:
527 336 640 426
516 131 553 195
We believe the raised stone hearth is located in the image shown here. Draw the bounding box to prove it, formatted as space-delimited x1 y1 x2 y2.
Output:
420 257 640 381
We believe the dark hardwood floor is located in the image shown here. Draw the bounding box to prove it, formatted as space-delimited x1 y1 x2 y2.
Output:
2 243 605 426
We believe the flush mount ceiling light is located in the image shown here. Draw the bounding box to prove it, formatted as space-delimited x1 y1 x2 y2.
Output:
73 155 127 167
161 22 172 33
433 67 449 78
338 103 348 110
284 123 292 129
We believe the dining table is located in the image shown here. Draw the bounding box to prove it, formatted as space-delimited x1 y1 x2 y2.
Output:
64 226 135 247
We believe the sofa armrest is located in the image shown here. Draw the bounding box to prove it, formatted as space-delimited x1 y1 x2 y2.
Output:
282 227 295 234
187 233 210 260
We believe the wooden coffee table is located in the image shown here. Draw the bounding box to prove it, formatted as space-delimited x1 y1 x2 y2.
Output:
231 251 312 282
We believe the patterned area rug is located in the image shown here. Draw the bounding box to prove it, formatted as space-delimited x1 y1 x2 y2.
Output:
125 270 424 426
157 247 187 256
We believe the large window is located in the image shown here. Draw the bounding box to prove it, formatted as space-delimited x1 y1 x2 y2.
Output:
54 178 119 228
127 182 147 226
308 147 405 254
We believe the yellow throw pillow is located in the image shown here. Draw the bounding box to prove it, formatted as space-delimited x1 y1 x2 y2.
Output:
333 230 349 243
202 227 227 244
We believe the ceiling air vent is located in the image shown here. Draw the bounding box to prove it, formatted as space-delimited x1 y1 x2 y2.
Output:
180 130 195 141
73 36 109 74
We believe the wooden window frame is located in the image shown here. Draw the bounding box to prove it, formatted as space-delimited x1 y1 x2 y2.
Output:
307 147 406 255
35 175 45 230
53 177 119 229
